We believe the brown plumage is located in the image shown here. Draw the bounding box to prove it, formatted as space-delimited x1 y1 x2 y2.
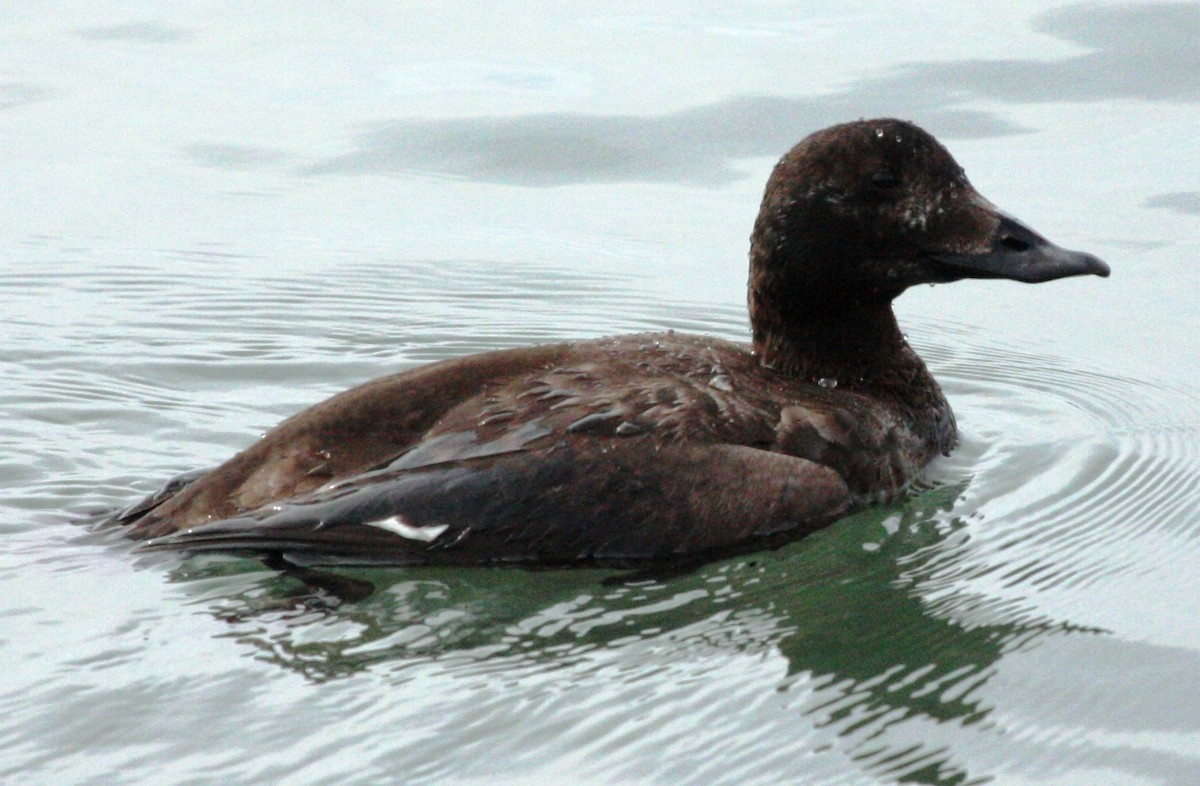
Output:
106 119 1109 566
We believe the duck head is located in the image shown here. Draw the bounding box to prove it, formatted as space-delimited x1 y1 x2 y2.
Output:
749 118 1109 373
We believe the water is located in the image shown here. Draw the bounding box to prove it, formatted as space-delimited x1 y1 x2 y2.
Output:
4 3 1200 784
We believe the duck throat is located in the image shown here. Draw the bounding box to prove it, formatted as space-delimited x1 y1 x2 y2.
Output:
751 294 933 397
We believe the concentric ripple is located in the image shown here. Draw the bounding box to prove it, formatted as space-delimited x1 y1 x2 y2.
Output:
8 243 1199 785
117 318 1198 785
911 319 1200 604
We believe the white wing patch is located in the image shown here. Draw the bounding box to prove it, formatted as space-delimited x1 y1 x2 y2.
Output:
364 515 448 542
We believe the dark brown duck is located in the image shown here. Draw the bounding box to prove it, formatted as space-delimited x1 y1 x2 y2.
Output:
111 119 1109 566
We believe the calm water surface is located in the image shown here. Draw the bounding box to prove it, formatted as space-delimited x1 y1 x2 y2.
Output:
3 3 1199 785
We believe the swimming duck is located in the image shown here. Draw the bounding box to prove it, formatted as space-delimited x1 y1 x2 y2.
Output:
113 119 1109 567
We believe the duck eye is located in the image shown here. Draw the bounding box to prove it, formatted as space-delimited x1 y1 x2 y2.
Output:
871 170 900 190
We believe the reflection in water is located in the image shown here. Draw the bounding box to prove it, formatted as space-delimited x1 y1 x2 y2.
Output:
145 327 1200 785
856 2 1200 108
296 98 1017 187
1012 2 1199 102
13 232 1200 782
0 81 55 111
289 3 1200 187
1144 191 1200 216
166 482 1057 785
74 22 194 43
182 144 294 171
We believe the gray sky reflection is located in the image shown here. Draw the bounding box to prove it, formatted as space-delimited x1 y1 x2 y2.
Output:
296 2 1200 187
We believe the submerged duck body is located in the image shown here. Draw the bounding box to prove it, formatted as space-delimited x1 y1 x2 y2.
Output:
113 119 1108 566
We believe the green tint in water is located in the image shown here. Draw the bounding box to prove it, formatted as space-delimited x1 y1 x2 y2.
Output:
158 480 1072 784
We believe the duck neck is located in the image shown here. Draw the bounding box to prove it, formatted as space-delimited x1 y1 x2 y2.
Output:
751 296 940 407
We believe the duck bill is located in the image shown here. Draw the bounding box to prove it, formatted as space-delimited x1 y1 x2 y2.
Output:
928 214 1110 284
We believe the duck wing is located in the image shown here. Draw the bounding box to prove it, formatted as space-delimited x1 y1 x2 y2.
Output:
142 441 851 566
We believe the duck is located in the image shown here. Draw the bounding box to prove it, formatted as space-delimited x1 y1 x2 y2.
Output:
110 118 1109 567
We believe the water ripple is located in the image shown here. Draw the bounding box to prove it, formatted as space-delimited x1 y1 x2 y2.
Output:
911 324 1200 605
7 249 1200 784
